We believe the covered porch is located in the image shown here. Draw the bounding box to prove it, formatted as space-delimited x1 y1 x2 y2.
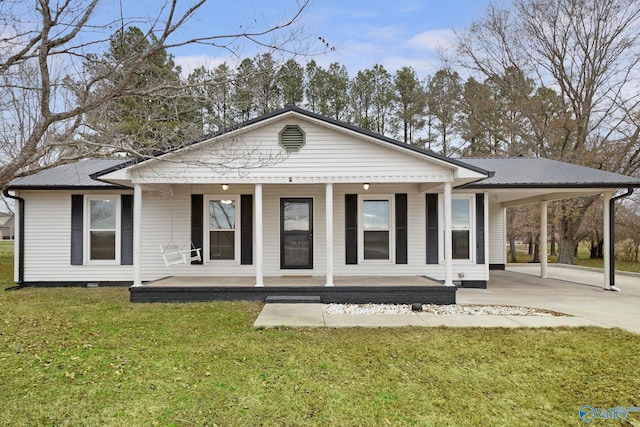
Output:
129 181 476 290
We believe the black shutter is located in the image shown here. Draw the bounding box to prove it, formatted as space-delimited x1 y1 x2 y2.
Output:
476 193 485 264
345 194 358 264
426 194 439 264
395 193 408 264
240 194 253 265
191 195 204 265
71 195 84 265
120 195 134 265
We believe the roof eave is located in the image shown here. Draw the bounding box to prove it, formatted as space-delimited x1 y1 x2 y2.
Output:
5 184 130 191
463 182 640 189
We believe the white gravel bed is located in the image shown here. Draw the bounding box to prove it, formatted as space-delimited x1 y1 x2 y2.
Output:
322 303 562 316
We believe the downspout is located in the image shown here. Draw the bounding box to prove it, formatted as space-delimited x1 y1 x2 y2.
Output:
609 187 634 292
2 188 25 289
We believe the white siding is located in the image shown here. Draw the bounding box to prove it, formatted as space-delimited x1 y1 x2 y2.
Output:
21 190 134 282
129 118 455 184
19 185 490 283
488 202 506 265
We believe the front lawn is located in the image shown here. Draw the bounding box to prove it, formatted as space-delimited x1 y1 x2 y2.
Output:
1 242 639 426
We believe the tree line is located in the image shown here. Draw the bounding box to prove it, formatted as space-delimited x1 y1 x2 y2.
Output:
83 29 595 163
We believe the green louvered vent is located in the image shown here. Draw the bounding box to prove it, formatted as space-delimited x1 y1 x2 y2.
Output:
279 125 306 153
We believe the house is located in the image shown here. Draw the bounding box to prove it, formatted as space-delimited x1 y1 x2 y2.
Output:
0 212 14 240
4 107 639 303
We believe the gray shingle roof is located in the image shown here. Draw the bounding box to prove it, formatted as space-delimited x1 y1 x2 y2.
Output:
461 157 640 188
6 159 129 189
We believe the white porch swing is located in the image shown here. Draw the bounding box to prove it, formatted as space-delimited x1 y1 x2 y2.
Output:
160 214 201 267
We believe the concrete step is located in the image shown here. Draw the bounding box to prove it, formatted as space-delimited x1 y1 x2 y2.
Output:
265 295 321 304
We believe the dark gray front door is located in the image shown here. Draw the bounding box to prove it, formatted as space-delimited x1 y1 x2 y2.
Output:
280 198 313 269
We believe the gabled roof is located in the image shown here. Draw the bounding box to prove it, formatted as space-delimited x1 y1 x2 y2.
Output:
461 157 640 188
5 109 640 191
6 159 128 190
93 106 491 179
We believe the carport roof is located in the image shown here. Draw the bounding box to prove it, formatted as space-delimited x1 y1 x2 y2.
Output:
461 157 640 188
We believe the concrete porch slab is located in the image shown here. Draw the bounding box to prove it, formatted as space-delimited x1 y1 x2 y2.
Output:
253 303 324 328
252 304 609 330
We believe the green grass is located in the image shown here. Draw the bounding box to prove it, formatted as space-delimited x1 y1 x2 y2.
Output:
2 241 640 426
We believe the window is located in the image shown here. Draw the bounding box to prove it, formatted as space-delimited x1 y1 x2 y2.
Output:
360 197 393 261
87 197 119 262
451 198 471 260
208 197 238 261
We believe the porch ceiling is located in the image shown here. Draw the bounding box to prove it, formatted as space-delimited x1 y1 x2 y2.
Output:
487 187 616 207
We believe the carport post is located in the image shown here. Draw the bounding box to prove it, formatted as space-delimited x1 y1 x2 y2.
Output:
540 201 548 279
603 192 612 290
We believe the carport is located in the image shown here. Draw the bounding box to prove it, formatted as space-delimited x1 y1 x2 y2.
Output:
461 157 640 290
459 266 640 333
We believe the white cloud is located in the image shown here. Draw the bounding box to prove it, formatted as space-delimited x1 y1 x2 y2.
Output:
408 29 456 52
365 25 402 42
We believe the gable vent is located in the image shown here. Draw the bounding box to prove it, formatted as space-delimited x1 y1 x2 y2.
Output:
279 125 306 153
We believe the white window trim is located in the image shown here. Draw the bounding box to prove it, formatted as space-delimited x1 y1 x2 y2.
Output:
205 195 240 263
438 194 475 263
358 194 395 264
84 195 121 265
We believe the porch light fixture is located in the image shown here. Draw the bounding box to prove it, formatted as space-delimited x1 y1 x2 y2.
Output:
363 183 370 190
221 184 229 191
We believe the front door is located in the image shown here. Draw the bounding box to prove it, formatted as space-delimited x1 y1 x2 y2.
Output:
280 198 313 269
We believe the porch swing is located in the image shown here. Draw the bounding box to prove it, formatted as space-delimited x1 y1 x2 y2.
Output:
160 240 201 266
160 214 202 267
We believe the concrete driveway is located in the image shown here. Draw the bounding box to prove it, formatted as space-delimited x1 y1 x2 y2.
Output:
458 265 640 334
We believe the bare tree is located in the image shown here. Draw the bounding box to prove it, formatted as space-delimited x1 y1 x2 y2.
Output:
457 0 640 150
455 0 640 263
0 0 311 190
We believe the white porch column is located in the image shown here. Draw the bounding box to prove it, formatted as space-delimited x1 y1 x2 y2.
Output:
443 182 453 286
325 183 334 287
540 200 548 279
255 184 264 287
133 183 142 287
484 192 490 279
603 192 612 290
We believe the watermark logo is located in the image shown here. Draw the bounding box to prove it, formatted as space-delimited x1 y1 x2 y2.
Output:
579 405 640 423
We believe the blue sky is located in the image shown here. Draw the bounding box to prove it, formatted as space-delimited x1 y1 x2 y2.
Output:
116 0 499 79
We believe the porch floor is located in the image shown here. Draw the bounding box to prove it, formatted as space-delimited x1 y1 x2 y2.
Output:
145 275 439 287
130 275 456 304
